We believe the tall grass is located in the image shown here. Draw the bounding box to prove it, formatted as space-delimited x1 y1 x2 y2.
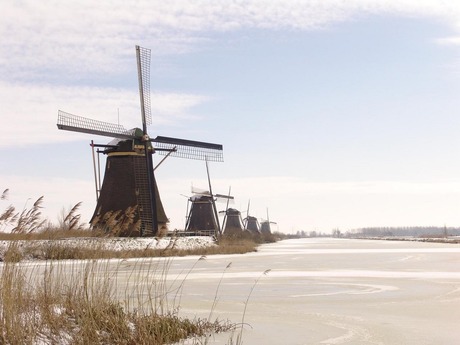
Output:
235 269 271 345
0 235 259 262
0 258 233 344
0 189 86 236
0 190 47 234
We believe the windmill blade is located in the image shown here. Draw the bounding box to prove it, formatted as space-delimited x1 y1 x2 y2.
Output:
223 186 232 225
214 194 234 200
136 45 152 127
153 136 223 162
191 186 210 196
57 110 137 140
205 157 221 235
136 45 157 234
215 196 235 204
215 193 234 204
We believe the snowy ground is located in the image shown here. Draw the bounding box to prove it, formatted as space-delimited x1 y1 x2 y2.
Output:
357 236 460 244
0 236 216 260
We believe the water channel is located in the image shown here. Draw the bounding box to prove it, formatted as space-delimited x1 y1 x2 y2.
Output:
166 238 460 344
21 238 460 344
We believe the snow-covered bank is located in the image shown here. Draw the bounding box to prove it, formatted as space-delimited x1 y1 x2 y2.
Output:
355 236 460 244
0 236 216 261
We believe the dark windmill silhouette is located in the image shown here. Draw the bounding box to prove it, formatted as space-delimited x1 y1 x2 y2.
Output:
185 194 219 236
218 186 243 235
185 161 233 236
260 208 277 234
57 45 223 236
243 200 260 234
222 208 244 235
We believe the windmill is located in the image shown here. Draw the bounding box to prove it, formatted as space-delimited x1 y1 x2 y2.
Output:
216 186 243 235
260 208 277 234
243 200 260 234
221 208 244 235
185 161 233 236
57 45 224 236
185 194 219 236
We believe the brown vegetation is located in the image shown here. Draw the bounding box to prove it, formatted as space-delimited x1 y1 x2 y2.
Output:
0 259 233 344
0 233 260 262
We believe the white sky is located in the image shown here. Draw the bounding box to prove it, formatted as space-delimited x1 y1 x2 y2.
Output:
2 0 460 234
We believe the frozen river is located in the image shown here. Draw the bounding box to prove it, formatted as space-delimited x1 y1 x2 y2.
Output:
19 237 460 344
163 237 460 344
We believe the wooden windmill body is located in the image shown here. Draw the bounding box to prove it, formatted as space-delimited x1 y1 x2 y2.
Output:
243 200 260 234
245 216 260 234
260 221 272 234
185 195 219 236
260 209 276 234
57 46 224 236
89 138 169 236
222 208 244 235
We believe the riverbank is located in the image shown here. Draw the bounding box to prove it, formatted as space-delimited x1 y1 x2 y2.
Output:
0 236 218 261
0 232 274 261
354 236 460 244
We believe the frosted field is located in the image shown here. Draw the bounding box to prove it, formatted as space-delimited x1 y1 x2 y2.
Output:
12 238 460 344
168 238 460 344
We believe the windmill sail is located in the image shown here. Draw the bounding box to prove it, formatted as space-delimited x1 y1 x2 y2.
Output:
153 136 223 162
57 112 223 161
136 45 157 235
136 45 152 127
57 111 137 140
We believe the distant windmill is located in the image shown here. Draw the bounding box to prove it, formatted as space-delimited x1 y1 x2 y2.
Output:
185 194 219 236
185 161 233 236
243 200 260 234
57 45 224 236
260 208 277 234
219 186 243 235
222 208 244 235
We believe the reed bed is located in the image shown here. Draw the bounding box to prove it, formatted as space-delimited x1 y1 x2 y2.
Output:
0 234 260 262
0 257 233 344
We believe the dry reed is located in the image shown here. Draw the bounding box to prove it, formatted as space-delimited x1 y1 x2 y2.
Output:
0 257 233 344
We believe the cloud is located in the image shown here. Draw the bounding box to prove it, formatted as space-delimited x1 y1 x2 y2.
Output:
3 1 460 81
436 36 460 45
0 81 210 148
151 93 210 124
